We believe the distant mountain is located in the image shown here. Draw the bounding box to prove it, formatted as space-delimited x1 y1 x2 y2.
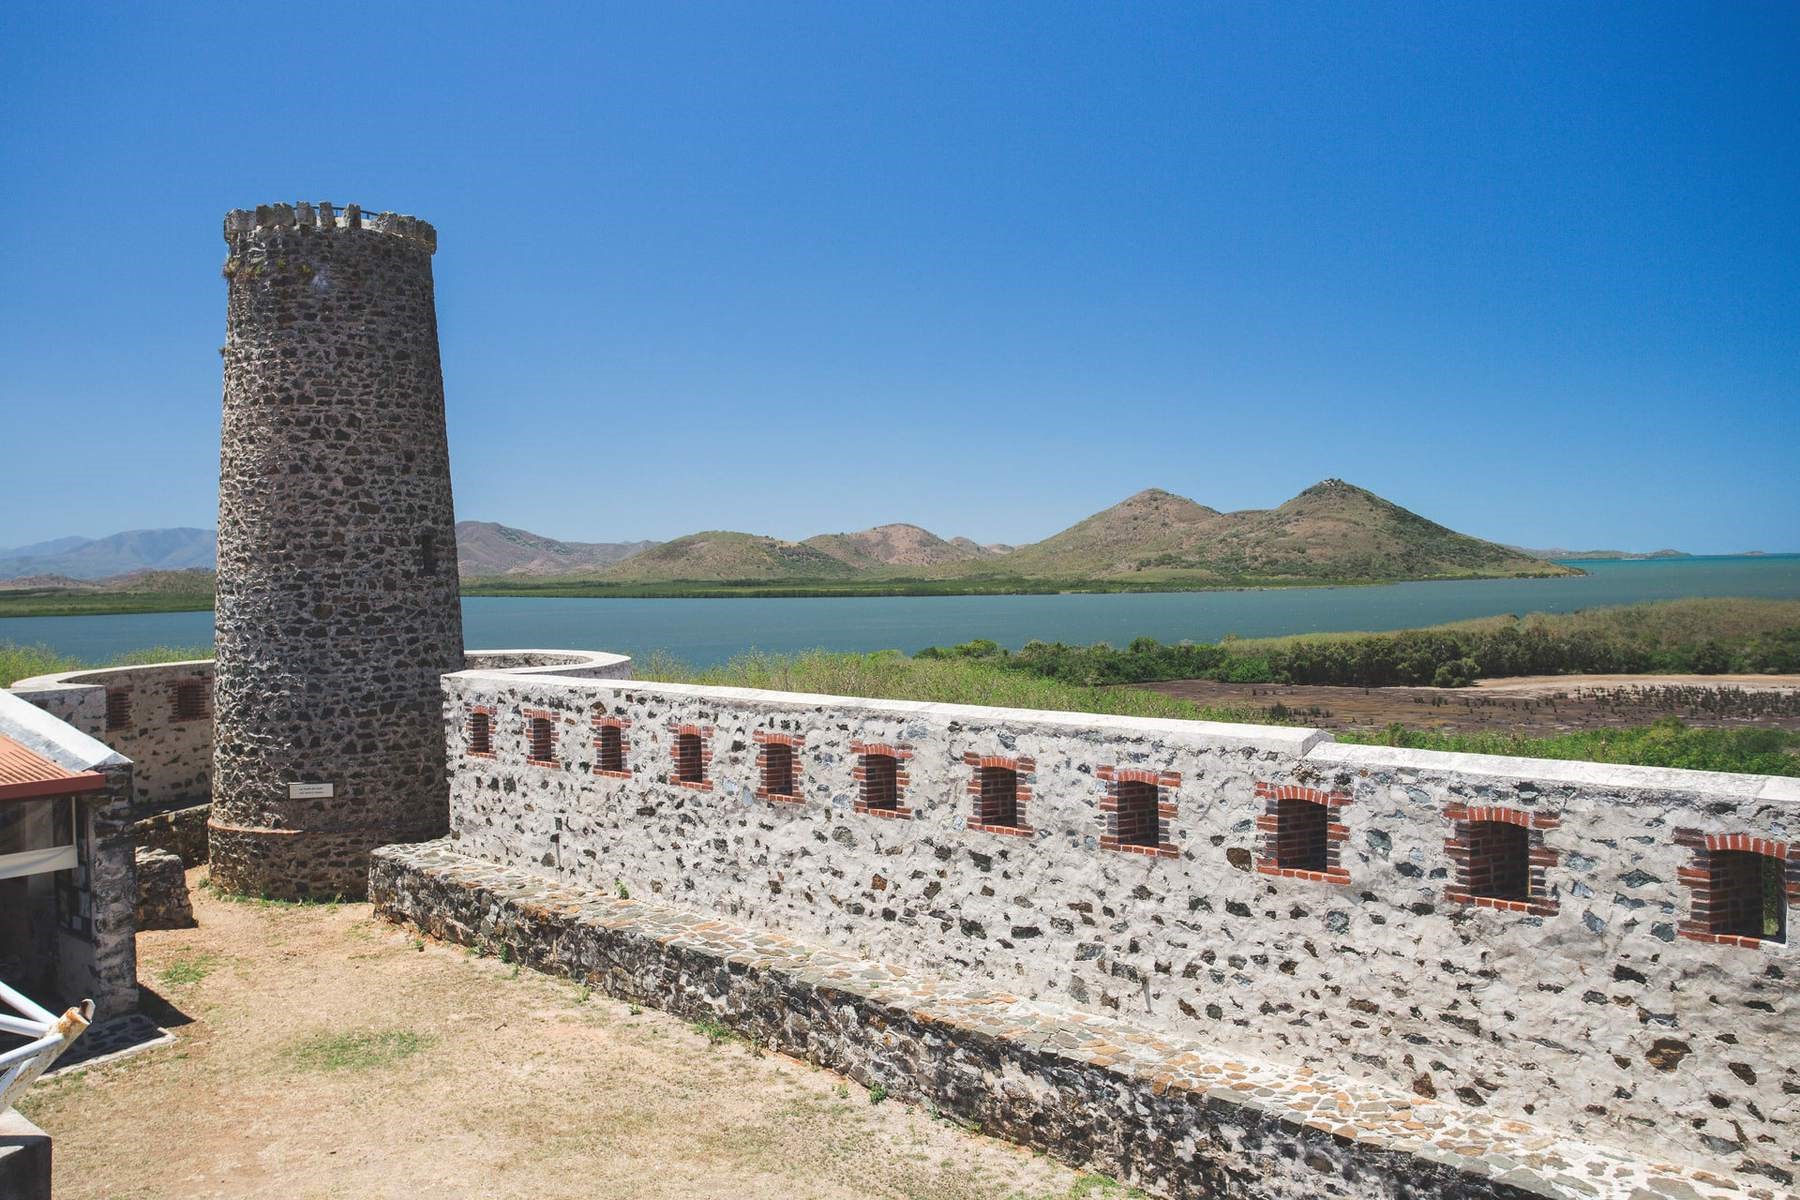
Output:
804 524 996 569
0 536 92 560
581 481 1575 587
950 480 1573 583
599 531 858 582
0 528 215 581
454 521 656 577
1513 546 1692 561
949 537 1014 557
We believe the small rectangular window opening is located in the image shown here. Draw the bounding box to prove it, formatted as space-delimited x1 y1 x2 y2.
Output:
977 765 1019 828
861 753 898 810
527 715 555 764
1711 850 1788 943
1467 820 1531 903
1115 779 1161 848
1276 797 1329 872
596 725 626 774
762 742 796 798
675 732 705 784
173 680 208 721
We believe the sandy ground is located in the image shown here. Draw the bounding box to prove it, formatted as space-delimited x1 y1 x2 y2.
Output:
19 873 1113 1200
1140 674 1800 735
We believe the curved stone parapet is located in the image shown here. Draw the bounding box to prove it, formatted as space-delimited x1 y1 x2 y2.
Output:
9 659 215 814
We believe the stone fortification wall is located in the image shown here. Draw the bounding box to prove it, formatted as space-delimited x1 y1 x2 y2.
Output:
438 666 1799 1183
10 661 214 815
211 200 464 899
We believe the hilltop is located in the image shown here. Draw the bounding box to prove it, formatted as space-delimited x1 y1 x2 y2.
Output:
598 531 858 582
803 524 1004 569
559 480 1575 591
454 521 655 577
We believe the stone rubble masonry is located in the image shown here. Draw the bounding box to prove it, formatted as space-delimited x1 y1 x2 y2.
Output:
131 803 210 868
210 201 465 900
371 839 1781 1200
438 666 1799 1184
133 847 196 930
9 661 215 817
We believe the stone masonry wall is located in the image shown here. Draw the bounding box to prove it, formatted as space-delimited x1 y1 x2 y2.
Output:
211 201 465 900
9 661 214 815
441 666 1799 1184
376 839 1774 1200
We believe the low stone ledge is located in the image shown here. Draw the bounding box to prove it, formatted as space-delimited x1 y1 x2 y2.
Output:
370 841 1767 1200
134 847 195 930
133 801 209 867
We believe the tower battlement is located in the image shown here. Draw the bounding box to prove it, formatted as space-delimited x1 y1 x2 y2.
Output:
222 201 436 253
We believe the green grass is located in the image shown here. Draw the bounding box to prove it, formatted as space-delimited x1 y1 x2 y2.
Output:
1341 718 1800 777
1225 597 1800 657
644 649 1797 776
158 953 220 986
0 588 215 618
634 649 1266 724
282 1029 433 1072
0 642 212 687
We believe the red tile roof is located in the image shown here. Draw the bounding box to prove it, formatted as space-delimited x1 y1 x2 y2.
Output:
0 735 107 802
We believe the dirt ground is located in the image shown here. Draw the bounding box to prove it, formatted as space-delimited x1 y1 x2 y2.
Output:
19 873 1116 1200
1140 674 1800 735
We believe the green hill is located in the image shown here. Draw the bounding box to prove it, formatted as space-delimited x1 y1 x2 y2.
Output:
929 480 1573 584
598 531 857 582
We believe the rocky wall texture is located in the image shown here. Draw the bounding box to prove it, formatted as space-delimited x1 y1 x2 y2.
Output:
131 802 209 867
10 662 214 814
373 839 1778 1200
132 848 195 930
440 669 1799 1183
211 202 464 900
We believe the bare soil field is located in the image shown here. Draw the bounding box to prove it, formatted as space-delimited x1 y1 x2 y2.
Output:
1139 674 1800 735
18 873 1120 1200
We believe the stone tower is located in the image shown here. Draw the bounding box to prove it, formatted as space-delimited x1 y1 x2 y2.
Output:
209 202 464 900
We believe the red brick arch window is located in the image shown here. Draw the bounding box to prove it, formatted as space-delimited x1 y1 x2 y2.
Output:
105 688 132 732
593 714 630 777
1676 831 1795 947
963 753 1033 836
1098 766 1180 858
467 706 496 758
668 724 714 792
524 710 557 767
754 730 804 804
172 678 209 722
1253 783 1351 883
1443 804 1559 915
851 741 913 819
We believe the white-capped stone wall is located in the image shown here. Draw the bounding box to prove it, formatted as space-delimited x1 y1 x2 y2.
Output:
441 665 1799 1183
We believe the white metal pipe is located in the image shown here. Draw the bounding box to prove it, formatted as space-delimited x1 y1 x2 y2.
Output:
0 1031 60 1072
0 1013 48 1038
0 977 56 1025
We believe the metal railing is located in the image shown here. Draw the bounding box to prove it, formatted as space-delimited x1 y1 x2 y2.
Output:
0 979 90 1110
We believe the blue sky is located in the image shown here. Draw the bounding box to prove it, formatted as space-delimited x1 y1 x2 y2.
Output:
2 3 1795 553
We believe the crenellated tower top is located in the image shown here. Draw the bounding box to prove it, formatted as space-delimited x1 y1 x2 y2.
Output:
222 201 437 253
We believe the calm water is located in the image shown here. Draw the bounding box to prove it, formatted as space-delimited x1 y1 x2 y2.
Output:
6 556 1797 668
